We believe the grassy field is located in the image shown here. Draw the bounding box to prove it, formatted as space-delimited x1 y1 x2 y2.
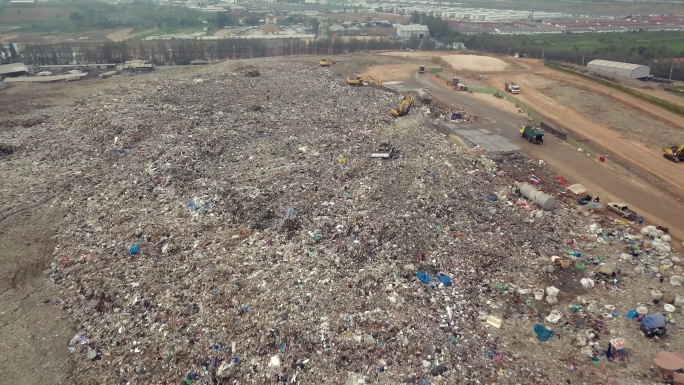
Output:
512 32 684 56
0 2 207 34
0 6 80 23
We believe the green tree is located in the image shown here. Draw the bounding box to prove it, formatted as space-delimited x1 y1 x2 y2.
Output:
410 11 420 24
215 12 233 28
69 12 84 21
308 18 320 35
244 17 260 26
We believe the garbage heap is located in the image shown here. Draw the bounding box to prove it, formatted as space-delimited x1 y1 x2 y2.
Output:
5 59 619 384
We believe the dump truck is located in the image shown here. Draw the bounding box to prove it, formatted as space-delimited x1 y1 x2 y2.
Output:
520 125 544 144
418 65 425 74
505 81 520 94
663 144 684 163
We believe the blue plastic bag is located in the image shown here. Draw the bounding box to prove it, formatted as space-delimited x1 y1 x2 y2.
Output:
534 324 554 342
438 275 453 286
417 271 431 284
627 310 639 319
129 244 140 255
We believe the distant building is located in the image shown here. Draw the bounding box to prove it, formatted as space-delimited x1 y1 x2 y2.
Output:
265 14 277 24
587 59 650 80
396 24 429 39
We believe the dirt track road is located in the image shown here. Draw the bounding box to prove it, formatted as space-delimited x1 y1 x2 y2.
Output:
481 60 684 193
407 73 684 246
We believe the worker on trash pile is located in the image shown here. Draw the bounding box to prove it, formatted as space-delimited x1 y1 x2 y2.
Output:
593 196 600 203
639 216 644 225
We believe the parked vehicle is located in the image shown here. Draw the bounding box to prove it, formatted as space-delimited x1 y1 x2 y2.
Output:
607 202 637 220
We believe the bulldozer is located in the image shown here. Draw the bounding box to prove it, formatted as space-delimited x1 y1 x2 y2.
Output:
346 75 382 86
663 144 684 163
391 96 414 117
319 58 333 67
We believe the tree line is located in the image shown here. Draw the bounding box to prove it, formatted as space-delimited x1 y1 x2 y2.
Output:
16 29 684 81
466 33 684 80
18 38 428 66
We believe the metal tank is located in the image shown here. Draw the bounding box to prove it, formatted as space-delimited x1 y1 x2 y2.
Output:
517 182 557 211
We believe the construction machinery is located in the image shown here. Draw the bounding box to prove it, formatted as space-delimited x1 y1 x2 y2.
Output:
346 75 382 86
663 144 684 163
319 58 333 67
370 142 396 159
505 81 520 94
520 125 544 144
418 65 425 74
390 96 414 117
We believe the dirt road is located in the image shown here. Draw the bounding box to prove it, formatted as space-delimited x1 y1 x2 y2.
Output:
0 80 123 385
480 60 684 193
405 71 684 245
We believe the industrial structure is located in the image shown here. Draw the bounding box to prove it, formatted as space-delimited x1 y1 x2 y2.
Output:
396 24 430 39
0 63 29 78
587 59 651 80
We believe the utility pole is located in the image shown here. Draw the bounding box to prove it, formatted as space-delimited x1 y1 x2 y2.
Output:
542 50 545 60
581 55 585 66
670 62 674 81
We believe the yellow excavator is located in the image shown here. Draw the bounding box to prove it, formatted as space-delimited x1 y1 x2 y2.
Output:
319 58 333 67
347 75 382 86
391 96 414 117
663 144 684 163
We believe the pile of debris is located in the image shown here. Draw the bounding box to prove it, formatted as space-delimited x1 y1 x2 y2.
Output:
3 58 681 384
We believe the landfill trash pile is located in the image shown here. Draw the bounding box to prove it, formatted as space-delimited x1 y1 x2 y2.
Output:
3 58 681 384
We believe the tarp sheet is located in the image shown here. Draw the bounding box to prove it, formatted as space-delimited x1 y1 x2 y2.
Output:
567 184 588 195
642 314 667 330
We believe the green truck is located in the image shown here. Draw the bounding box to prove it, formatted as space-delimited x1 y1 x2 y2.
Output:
520 125 544 144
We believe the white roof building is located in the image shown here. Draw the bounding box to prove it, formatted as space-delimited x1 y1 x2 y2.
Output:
396 24 430 39
587 59 650 79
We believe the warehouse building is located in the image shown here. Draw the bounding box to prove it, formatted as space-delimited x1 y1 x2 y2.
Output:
396 24 430 39
587 59 650 80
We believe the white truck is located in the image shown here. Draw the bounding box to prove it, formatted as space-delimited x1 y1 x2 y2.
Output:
505 81 520 94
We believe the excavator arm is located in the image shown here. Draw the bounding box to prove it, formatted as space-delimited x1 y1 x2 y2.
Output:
358 76 382 86
347 75 382 86
391 96 414 117
663 144 684 163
